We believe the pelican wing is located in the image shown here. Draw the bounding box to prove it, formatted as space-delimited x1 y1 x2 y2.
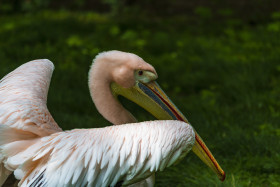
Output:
0 60 63 185
17 121 195 187
0 60 62 136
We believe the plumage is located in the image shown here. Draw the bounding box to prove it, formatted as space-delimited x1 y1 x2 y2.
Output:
0 59 61 135
0 51 225 187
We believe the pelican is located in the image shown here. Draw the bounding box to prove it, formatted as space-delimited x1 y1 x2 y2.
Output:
0 51 225 186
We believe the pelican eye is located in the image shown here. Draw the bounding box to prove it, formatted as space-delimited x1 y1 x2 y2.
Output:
134 70 157 83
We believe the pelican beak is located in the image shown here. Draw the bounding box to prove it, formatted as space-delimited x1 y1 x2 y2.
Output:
111 81 225 181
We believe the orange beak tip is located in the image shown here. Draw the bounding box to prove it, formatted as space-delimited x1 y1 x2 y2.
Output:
220 172 226 181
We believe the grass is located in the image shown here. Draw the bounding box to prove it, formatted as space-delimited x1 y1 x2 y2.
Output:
0 10 280 186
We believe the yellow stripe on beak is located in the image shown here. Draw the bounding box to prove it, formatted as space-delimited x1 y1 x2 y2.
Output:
111 81 225 181
140 81 225 181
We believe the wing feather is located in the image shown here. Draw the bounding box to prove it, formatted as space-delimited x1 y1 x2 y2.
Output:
18 120 194 187
0 59 62 136
0 60 63 185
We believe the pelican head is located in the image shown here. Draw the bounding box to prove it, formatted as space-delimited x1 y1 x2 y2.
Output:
89 50 225 181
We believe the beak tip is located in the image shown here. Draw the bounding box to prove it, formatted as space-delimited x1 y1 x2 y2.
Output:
220 171 226 181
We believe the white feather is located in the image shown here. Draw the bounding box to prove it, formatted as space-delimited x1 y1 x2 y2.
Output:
0 60 63 185
18 120 195 186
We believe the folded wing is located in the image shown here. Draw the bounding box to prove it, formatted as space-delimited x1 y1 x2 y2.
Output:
18 121 195 187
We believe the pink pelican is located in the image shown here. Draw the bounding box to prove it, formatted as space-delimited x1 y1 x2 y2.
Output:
0 51 225 186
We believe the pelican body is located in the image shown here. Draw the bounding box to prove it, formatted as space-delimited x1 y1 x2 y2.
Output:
0 51 225 186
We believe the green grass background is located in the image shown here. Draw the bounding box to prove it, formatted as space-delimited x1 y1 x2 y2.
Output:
0 10 280 186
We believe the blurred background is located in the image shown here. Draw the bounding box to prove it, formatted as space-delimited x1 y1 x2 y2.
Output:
0 0 280 186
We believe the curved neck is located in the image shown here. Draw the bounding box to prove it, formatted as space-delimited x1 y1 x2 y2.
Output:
88 62 137 125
